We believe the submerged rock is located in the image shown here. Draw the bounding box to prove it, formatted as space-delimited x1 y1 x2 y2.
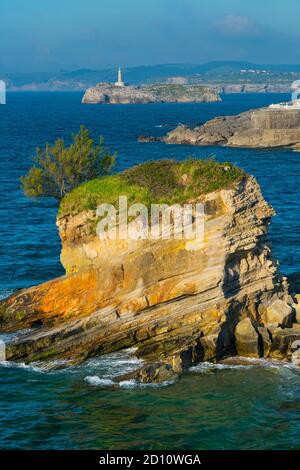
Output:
138 135 161 143
117 363 178 384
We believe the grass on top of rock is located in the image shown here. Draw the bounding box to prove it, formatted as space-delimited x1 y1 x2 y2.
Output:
59 159 246 216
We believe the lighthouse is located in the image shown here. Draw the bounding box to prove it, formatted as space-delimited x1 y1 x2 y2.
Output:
115 67 125 87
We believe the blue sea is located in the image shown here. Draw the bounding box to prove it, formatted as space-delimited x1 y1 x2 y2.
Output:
1 92 300 450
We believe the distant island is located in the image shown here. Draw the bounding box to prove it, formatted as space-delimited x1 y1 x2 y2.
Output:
82 67 221 104
140 102 300 149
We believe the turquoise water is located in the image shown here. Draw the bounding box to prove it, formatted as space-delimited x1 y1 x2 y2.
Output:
0 92 300 449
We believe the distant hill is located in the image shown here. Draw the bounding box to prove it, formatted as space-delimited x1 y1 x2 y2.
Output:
2 61 300 91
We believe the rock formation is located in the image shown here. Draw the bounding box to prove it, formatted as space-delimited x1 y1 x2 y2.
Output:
212 83 293 94
82 83 221 104
140 107 300 149
1 160 300 383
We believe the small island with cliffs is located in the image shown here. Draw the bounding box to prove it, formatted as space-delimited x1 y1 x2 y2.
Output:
82 67 221 104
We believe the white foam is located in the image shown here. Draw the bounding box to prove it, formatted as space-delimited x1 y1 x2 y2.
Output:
0 358 71 373
141 379 176 388
119 379 176 389
231 357 298 370
119 379 138 388
84 376 115 386
189 358 300 374
189 361 250 373
0 288 13 300
84 350 144 379
0 361 44 372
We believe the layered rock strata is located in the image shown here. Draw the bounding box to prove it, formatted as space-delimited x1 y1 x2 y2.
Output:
1 174 299 382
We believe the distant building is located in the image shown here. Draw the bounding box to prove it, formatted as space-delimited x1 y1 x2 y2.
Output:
167 76 188 85
269 100 300 110
115 67 125 87
240 69 269 75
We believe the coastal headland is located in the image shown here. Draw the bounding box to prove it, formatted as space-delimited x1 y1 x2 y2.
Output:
140 106 300 149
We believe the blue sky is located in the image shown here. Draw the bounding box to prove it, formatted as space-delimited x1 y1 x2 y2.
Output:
1 0 300 72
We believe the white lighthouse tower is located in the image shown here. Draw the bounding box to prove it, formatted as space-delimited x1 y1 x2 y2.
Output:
115 67 125 87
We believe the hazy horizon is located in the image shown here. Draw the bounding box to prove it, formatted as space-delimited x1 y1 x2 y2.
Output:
4 60 300 76
1 0 300 73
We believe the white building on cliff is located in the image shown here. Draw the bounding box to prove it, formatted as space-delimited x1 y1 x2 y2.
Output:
269 100 300 109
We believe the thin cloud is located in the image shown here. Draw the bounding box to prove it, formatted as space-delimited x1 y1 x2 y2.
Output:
215 14 262 37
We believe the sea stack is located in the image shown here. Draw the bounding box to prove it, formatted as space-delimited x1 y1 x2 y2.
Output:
1 160 300 382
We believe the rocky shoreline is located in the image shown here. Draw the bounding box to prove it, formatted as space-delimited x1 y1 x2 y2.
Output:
211 83 293 94
140 107 300 149
82 83 221 104
1 161 300 383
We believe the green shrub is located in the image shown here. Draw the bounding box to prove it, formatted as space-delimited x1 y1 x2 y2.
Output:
59 158 246 216
21 126 116 200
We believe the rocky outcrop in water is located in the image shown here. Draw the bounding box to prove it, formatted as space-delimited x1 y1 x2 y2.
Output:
140 107 300 149
1 164 300 383
82 83 221 104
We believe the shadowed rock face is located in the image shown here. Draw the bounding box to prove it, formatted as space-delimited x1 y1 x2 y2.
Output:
140 108 300 149
1 175 299 382
82 83 221 104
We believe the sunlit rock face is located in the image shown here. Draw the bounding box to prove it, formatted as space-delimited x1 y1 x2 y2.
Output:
1 174 299 382
147 108 300 149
